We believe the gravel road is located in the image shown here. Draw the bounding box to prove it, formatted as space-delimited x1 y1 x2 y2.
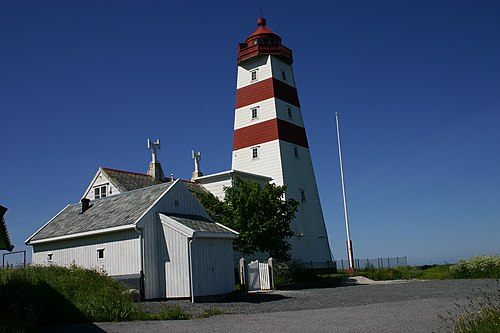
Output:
44 279 500 333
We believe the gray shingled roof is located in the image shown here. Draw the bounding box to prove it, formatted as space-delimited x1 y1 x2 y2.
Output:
164 213 236 234
29 182 174 242
102 168 163 192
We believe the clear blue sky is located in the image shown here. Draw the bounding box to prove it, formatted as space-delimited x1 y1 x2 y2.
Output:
1 1 499 266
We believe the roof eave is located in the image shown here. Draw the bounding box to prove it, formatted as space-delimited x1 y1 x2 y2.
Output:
27 224 138 245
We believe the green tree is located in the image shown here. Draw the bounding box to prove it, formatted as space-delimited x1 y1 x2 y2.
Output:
196 177 298 261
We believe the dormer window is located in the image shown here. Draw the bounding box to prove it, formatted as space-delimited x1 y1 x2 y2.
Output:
94 185 107 199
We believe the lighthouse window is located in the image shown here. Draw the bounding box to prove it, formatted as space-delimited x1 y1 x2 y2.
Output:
251 70 257 82
294 147 299 158
251 108 258 119
300 190 306 202
252 147 259 159
281 70 287 81
287 107 293 119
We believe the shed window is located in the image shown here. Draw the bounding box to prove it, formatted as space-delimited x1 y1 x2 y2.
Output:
97 248 105 260
47 253 53 262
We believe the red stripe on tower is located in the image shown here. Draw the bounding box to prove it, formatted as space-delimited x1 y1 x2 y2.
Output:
235 78 300 109
233 119 308 150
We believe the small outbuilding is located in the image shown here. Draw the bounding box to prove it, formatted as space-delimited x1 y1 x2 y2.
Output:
26 180 238 300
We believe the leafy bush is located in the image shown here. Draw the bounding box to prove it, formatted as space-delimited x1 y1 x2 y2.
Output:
450 256 500 279
274 260 319 285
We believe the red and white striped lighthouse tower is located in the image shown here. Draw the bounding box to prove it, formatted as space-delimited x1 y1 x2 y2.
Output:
231 18 332 263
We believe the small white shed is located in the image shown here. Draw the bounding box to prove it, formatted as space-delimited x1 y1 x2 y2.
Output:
160 214 237 298
26 180 238 300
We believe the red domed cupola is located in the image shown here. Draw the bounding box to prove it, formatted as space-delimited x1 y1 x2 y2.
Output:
238 18 293 65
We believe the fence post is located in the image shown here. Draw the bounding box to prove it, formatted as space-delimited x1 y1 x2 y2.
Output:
341 259 344 271
239 258 247 293
387 257 390 269
268 257 275 290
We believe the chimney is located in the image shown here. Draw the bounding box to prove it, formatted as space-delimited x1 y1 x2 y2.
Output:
147 139 167 182
191 150 203 181
81 198 91 214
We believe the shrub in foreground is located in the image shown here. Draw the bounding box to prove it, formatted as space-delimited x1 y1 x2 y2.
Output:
274 260 319 285
450 255 500 279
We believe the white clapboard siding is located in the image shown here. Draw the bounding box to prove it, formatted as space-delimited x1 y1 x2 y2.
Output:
191 238 235 297
162 224 190 298
232 140 284 186
139 181 211 299
270 56 296 88
237 56 272 89
32 229 141 276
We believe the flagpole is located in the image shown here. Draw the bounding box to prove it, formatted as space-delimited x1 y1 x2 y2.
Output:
335 112 355 273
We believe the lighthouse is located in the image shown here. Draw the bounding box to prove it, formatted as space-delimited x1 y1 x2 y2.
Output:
231 18 332 264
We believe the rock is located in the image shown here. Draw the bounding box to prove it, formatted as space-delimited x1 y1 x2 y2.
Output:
123 288 141 302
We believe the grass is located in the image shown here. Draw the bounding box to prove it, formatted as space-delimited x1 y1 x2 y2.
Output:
0 265 198 333
355 264 452 281
438 281 500 333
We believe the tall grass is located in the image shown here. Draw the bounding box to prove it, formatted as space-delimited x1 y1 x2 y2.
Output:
0 265 195 332
0 265 138 332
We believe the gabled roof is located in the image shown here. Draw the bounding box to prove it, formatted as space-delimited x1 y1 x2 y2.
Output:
160 213 238 239
102 167 163 192
27 181 175 244
0 205 14 252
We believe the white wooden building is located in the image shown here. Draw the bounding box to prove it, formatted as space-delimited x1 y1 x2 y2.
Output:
26 180 238 300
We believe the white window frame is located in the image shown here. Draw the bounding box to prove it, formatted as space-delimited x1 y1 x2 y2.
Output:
252 147 259 159
94 185 108 199
251 69 258 82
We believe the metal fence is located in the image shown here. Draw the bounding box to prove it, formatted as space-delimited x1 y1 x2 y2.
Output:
335 256 408 271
